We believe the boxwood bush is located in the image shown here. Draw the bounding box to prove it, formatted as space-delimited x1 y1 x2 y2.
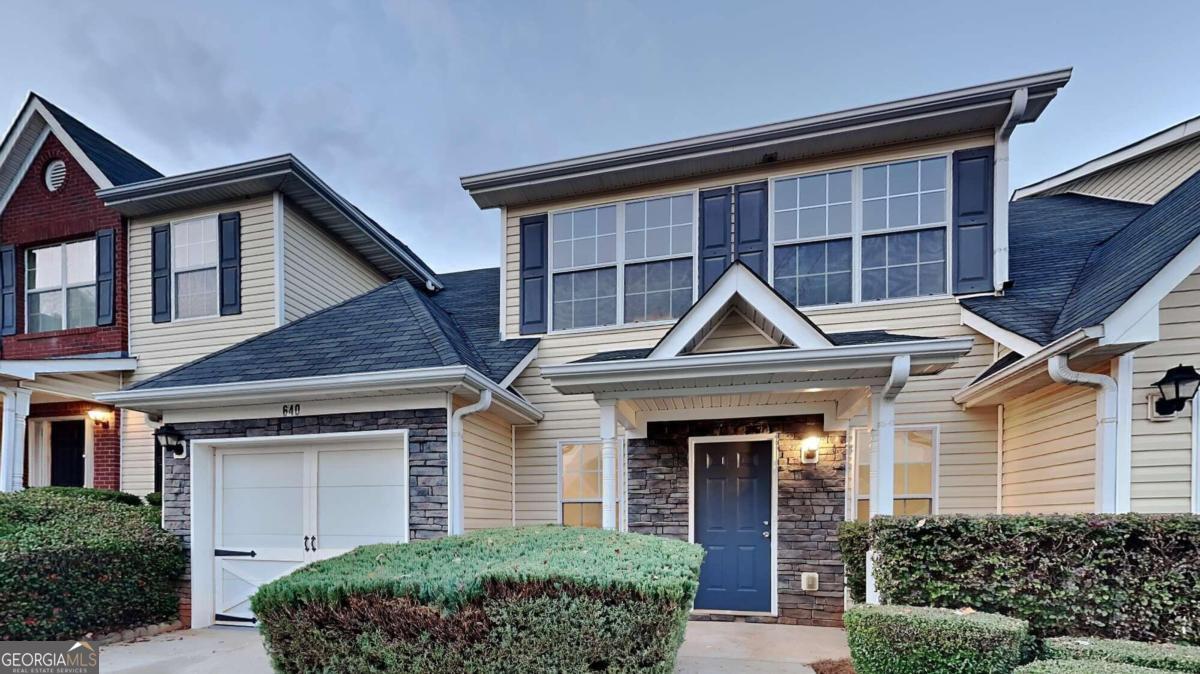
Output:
869 514 1200 642
844 604 1031 674
252 526 703 673
1015 661 1170 674
0 489 185 640
1043 637 1200 672
838 520 869 603
26 486 144 507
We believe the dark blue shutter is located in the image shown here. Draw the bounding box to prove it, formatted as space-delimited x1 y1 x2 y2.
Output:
519 214 548 335
952 147 995 294
734 181 768 280
151 225 171 323
95 228 115 326
0 245 14 335
218 212 242 316
699 187 732 291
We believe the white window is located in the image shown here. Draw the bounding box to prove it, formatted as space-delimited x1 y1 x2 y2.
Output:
853 427 937 521
771 155 950 307
550 193 695 332
172 215 219 320
558 440 622 528
26 239 96 333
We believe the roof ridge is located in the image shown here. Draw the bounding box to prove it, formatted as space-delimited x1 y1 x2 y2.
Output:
411 285 493 374
396 281 462 368
33 94 162 184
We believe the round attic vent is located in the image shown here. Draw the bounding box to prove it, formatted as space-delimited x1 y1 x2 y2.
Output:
44 159 67 192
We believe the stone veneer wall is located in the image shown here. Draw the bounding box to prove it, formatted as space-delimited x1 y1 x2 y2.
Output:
626 415 846 627
161 408 447 624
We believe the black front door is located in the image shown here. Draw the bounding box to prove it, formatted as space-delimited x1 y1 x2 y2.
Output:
50 420 86 487
693 440 772 612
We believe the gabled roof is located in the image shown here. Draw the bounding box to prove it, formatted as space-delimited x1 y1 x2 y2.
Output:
462 69 1071 209
128 267 536 391
574 331 939 364
1014 112 1200 201
0 93 160 213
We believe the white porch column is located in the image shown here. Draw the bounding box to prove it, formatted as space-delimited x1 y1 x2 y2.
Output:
865 355 910 604
0 387 32 492
598 400 619 530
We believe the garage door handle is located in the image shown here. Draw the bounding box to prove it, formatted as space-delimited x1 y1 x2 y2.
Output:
311 536 318 551
304 536 310 552
214 549 257 558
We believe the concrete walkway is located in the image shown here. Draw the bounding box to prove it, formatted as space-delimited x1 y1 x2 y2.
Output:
100 622 848 674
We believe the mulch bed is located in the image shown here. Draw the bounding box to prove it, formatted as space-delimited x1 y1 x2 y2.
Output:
811 659 856 674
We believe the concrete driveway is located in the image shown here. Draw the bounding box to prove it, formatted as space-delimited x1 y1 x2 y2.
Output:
100 621 848 674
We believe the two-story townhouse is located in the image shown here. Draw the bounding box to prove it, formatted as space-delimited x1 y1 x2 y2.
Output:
102 68 1200 630
0 94 159 493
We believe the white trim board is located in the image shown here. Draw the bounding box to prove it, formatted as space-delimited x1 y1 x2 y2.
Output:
1101 235 1200 348
959 307 1040 356
688 433 778 618
1192 392 1199 515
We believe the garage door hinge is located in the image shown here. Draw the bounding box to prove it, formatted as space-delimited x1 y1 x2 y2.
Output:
214 549 257 558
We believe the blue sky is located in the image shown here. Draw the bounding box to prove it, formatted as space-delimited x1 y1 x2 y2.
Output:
3 1 1199 272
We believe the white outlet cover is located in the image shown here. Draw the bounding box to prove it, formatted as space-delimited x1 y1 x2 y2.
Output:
801 572 819 591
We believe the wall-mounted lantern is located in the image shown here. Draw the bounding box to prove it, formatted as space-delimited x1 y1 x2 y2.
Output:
1152 364 1200 416
800 436 821 464
154 424 187 460
87 408 113 428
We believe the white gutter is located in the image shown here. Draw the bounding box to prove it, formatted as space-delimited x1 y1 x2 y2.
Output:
1048 354 1119 513
954 327 1103 407
993 87 1028 292
449 390 493 535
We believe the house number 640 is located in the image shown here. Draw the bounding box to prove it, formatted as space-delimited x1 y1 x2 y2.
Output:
281 403 302 417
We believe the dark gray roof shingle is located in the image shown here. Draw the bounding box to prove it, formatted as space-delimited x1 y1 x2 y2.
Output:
37 96 162 186
131 267 536 390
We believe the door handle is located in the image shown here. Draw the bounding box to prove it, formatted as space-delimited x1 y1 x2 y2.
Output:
304 535 310 552
762 531 770 539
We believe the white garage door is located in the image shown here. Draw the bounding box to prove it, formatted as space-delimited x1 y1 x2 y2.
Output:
213 442 407 624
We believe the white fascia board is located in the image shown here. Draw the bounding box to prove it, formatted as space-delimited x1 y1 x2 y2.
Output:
1015 114 1200 201
96 365 543 422
959 307 1041 356
29 99 114 190
0 125 49 216
0 357 138 380
953 327 1103 407
546 338 974 392
1101 233 1200 346
498 345 538 389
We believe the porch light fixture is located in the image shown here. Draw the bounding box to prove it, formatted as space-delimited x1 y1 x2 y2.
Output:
155 424 187 460
1152 364 1200 416
87 408 113 428
800 436 821 464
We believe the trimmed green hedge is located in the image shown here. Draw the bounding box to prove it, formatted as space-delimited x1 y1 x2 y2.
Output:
144 492 162 508
869 514 1200 642
838 520 869 603
844 604 1031 674
1043 637 1200 673
252 526 704 673
0 489 185 640
26 486 143 507
1015 661 1170 674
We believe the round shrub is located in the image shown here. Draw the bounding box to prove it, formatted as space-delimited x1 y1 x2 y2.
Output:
844 604 1031 674
0 489 185 640
144 492 162 508
1015 660 1170 674
26 486 143 507
1043 637 1200 673
252 526 704 673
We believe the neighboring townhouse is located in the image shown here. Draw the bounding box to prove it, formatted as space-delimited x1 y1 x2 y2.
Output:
100 68 1200 630
0 94 159 493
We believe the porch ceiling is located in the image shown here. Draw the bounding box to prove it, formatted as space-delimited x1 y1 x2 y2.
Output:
617 389 870 436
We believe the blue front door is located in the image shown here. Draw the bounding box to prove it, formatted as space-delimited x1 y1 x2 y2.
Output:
693 440 772 612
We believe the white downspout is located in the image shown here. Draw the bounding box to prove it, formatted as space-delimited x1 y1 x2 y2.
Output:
993 87 1028 292
865 355 911 605
1048 354 1118 513
450 390 493 535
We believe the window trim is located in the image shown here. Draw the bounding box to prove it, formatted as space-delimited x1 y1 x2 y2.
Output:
24 237 98 334
546 190 700 334
767 153 954 310
169 214 221 321
556 438 625 528
850 424 940 520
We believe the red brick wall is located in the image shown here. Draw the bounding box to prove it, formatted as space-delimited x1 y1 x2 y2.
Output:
0 133 127 358
27 401 121 491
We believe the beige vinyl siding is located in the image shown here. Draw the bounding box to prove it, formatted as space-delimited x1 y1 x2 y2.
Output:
692 311 778 353
120 410 157 495
1129 268 1200 513
1043 136 1200 205
1000 382 1096 514
461 409 515 531
282 202 386 322
122 196 277 491
510 298 999 524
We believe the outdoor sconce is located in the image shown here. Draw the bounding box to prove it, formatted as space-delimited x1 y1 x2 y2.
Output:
800 436 821 464
1152 364 1200 416
155 424 187 460
87 408 113 428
